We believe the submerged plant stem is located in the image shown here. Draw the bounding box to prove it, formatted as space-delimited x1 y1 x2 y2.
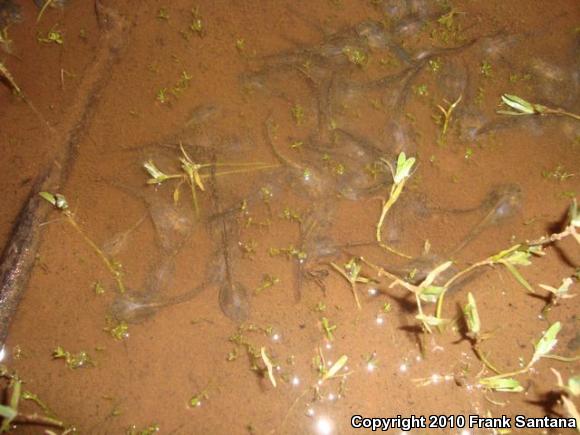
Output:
64 212 126 293
376 182 411 259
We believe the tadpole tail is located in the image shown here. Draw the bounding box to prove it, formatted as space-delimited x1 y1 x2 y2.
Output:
0 170 51 346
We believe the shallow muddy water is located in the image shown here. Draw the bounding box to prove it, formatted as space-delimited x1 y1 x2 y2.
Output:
0 0 579 434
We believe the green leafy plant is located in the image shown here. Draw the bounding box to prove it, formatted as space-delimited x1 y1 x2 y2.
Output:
40 192 127 294
375 152 415 258
498 94 580 121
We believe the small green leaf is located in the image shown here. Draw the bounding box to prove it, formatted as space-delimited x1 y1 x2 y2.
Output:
531 322 561 365
479 377 524 393
0 404 16 421
501 94 535 114
39 191 56 205
393 152 416 184
322 355 348 381
463 292 481 336
419 285 445 303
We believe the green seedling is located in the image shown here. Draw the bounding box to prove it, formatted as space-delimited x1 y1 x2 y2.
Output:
189 388 209 407
37 26 64 45
436 94 462 137
280 207 302 223
330 257 371 310
189 7 204 36
478 322 573 391
542 165 575 182
156 88 168 104
254 274 279 294
52 346 93 369
320 317 336 341
0 373 64 432
144 144 277 217
376 152 415 258
413 84 428 97
40 192 127 294
93 281 105 295
342 46 368 67
463 293 503 374
539 277 575 317
322 354 348 382
235 38 245 53
480 60 492 78
551 369 580 427
431 9 463 44
362 257 451 333
105 319 129 341
498 94 580 121
428 58 442 73
239 239 258 259
269 245 307 261
479 377 524 393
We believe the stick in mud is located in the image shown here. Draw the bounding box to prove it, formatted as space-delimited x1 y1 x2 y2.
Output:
0 0 130 346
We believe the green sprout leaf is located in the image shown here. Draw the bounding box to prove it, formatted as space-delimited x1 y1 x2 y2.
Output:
322 355 348 382
39 192 69 210
539 277 574 299
531 322 561 366
143 160 170 184
463 292 481 337
419 285 445 303
500 94 535 115
393 152 416 184
479 377 524 393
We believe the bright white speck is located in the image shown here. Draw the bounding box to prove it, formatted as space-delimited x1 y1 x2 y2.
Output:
0 346 5 363
399 363 408 373
431 374 441 384
325 342 332 350
460 430 471 435
315 416 334 435
375 316 384 325
366 362 376 372
272 333 280 342
327 393 336 401
306 407 315 417
367 287 378 296
291 376 300 386
415 355 422 362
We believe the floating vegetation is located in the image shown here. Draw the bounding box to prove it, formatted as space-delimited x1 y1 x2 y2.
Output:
498 94 580 121
254 274 279 295
375 152 415 258
435 94 462 137
52 346 94 369
39 192 127 294
37 25 64 44
144 144 276 217
3 2 580 432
